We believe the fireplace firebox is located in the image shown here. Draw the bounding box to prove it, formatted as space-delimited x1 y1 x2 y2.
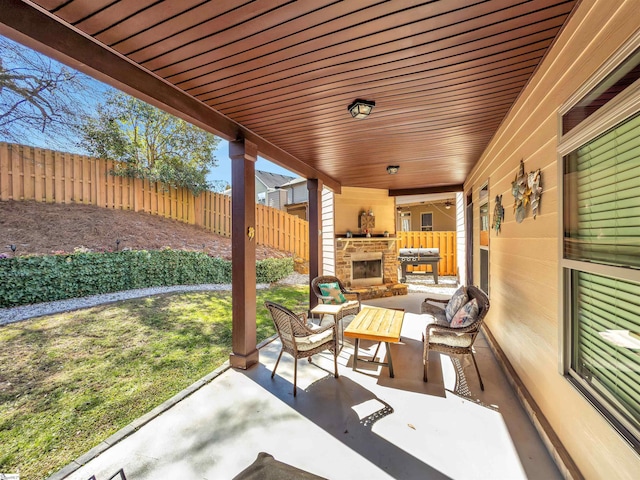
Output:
350 252 383 286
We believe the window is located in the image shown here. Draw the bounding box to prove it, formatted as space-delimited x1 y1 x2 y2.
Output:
479 184 489 247
421 212 433 231
561 42 640 449
397 212 411 232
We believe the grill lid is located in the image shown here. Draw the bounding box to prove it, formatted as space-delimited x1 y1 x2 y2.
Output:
398 248 439 257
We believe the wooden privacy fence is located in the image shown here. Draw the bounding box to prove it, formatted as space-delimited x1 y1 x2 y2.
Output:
0 142 309 260
396 231 457 276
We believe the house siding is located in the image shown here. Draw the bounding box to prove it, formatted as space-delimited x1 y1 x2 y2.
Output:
288 183 308 204
321 187 335 276
464 1 640 478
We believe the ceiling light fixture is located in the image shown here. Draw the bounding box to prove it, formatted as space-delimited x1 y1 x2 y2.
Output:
387 165 399 175
348 99 375 119
444 200 453 209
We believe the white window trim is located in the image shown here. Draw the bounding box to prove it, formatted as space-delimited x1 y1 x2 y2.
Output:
557 32 640 375
420 212 433 231
556 32 640 448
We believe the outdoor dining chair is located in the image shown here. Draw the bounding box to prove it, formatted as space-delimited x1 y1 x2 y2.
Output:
265 301 339 397
310 275 361 317
422 285 490 390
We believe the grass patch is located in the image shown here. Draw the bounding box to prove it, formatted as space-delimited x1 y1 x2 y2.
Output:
0 286 308 479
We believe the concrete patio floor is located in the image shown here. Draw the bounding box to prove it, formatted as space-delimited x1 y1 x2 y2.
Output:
56 292 561 480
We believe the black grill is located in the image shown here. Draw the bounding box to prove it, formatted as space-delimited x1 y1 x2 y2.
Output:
397 248 441 284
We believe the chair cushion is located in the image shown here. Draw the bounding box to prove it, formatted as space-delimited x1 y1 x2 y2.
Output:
429 331 474 348
295 328 334 351
450 298 479 328
445 286 468 323
318 282 347 304
341 299 360 313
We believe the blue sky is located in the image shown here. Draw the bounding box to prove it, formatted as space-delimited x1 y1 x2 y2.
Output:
1 34 296 186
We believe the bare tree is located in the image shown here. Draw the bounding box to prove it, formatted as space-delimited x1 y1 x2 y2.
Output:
0 36 94 147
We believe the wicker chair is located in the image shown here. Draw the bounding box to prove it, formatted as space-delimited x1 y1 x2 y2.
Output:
421 286 490 390
310 275 361 318
265 301 339 397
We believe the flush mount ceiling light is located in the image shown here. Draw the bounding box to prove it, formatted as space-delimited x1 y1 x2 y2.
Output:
348 99 375 119
386 165 399 175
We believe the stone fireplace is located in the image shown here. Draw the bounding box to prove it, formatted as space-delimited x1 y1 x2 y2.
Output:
335 238 399 289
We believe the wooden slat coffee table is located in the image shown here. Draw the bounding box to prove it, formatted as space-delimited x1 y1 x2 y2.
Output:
344 306 404 378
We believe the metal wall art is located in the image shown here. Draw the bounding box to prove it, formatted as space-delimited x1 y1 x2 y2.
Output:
492 194 504 234
511 159 543 223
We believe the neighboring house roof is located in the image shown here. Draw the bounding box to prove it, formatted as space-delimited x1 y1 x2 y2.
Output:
255 170 296 190
277 177 307 188
221 170 300 197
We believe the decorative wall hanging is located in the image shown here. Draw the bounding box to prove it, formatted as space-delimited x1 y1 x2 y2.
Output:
511 159 543 223
512 160 527 223
528 168 543 219
492 195 504 234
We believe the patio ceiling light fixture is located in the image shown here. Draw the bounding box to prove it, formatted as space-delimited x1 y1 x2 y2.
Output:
445 200 453 209
348 99 375 119
387 165 399 175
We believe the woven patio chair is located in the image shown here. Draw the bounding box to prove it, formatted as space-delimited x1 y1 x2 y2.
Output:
265 301 339 397
422 286 490 390
310 275 361 317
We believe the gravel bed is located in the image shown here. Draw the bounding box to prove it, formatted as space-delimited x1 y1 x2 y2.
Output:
0 282 271 326
0 271 310 326
0 272 454 326
404 274 459 296
272 272 309 285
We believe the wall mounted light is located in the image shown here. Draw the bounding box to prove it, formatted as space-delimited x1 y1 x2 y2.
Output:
348 99 375 119
386 165 399 175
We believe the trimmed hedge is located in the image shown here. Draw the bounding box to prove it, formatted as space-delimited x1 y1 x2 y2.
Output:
0 250 293 308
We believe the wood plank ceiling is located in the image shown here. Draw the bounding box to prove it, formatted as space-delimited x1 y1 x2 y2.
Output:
11 0 578 192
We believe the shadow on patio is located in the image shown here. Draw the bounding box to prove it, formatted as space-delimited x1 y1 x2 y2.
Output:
59 293 560 480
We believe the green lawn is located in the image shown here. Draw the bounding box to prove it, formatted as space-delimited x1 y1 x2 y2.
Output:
0 286 308 479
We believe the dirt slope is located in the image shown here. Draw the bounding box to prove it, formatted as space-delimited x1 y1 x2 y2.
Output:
0 200 289 260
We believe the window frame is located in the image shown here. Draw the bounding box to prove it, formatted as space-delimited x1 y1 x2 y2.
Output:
397 211 411 232
558 31 640 450
420 212 433 231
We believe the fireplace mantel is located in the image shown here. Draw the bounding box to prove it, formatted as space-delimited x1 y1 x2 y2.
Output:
336 237 398 251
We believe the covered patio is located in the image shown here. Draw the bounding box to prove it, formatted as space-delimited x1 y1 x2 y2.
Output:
55 293 561 480
2 1 639 478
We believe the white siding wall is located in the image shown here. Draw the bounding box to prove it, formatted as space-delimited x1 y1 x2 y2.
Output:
289 183 308 204
321 187 335 276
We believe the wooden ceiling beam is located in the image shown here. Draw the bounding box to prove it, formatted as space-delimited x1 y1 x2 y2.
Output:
390 185 465 196
0 0 341 192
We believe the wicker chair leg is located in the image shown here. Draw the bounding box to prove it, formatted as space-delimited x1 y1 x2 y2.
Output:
423 344 430 382
471 351 484 391
272 350 283 379
333 350 339 378
293 357 298 397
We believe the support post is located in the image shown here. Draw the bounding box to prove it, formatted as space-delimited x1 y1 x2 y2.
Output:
229 139 259 370
307 178 323 309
